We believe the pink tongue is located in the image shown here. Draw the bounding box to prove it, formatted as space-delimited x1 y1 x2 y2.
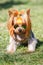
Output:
17 35 22 41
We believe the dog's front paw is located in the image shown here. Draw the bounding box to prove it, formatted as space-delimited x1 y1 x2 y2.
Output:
7 49 14 54
6 45 16 54
28 44 35 52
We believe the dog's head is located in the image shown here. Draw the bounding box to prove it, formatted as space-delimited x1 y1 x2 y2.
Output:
7 9 31 41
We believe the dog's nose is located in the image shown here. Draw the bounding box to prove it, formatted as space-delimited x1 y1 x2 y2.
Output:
18 29 22 33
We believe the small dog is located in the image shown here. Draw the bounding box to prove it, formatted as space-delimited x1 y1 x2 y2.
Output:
7 9 37 54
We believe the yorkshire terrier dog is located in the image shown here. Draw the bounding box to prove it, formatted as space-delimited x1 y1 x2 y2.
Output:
7 9 37 54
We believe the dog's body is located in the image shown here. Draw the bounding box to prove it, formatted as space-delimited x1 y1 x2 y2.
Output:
7 9 37 54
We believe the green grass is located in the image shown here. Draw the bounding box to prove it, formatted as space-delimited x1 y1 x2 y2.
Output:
0 0 43 65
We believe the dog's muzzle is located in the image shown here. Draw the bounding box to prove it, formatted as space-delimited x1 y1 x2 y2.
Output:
18 28 22 33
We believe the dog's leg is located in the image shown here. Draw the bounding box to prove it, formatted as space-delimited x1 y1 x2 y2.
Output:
28 31 37 52
7 36 18 54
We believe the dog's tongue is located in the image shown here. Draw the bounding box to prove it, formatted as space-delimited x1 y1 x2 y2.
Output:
17 35 22 41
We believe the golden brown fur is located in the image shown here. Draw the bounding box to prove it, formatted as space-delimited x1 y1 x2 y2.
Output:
7 9 31 39
7 9 37 54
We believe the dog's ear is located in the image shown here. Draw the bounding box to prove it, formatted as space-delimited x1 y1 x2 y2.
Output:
7 15 14 29
7 15 15 37
8 10 13 16
8 10 18 17
25 9 31 38
8 9 18 30
26 9 30 16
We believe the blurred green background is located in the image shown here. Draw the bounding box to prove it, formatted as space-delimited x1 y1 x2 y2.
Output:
0 0 43 22
0 0 43 65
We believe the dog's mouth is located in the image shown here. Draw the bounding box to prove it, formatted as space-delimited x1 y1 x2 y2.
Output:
14 31 26 41
16 34 26 42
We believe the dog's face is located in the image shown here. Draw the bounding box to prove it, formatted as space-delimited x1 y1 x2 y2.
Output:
7 9 31 41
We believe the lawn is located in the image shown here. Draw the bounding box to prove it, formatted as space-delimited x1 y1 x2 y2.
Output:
0 0 43 65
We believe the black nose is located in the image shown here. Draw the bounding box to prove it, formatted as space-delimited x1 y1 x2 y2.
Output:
18 29 22 32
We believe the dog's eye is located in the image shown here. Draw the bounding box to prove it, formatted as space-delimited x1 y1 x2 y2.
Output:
22 24 26 29
14 25 18 29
